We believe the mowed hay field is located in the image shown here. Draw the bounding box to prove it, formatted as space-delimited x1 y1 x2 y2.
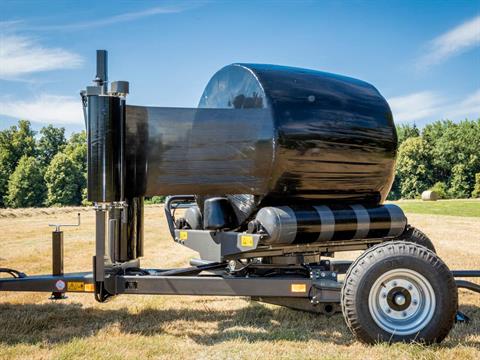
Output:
0 204 479 360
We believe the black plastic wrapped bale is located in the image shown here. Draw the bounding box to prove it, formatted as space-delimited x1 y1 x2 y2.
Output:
125 64 397 224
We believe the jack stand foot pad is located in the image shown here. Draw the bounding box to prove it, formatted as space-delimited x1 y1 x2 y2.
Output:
49 292 68 300
455 310 470 324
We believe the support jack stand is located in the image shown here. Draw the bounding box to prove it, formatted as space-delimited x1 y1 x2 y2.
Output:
48 213 81 301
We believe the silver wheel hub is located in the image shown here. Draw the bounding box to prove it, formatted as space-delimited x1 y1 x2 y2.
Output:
394 293 406 306
368 268 436 336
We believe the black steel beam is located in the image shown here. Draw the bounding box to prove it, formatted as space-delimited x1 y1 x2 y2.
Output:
452 270 480 277
116 275 318 297
0 271 340 300
0 273 93 293
456 280 480 294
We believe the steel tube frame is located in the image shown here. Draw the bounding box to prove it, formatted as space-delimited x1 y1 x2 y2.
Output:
1 268 479 296
0 271 340 301
0 273 93 293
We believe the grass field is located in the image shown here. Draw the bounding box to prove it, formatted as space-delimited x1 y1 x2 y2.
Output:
393 199 480 217
0 205 479 359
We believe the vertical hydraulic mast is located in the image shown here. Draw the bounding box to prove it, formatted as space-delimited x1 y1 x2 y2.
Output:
83 50 142 301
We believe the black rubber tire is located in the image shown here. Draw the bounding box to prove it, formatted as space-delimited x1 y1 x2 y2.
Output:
395 225 436 253
341 241 457 344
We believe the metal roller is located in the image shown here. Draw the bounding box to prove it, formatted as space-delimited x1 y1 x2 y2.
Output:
254 204 407 245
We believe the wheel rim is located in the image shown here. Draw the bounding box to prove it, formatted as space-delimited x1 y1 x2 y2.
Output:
368 268 436 336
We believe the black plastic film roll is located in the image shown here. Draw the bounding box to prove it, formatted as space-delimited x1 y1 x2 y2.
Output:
87 95 125 202
255 204 406 245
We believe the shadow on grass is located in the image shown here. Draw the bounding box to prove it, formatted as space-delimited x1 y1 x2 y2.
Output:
0 302 478 347
0 300 352 346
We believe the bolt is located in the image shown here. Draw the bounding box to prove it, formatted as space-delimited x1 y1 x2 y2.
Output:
393 281 398 287
413 299 418 306
320 272 326 278
331 272 337 278
386 308 391 314
402 311 408 317
408 285 413 291
394 293 406 306
382 293 387 299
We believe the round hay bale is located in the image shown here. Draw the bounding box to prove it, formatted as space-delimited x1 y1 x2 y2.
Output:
422 190 438 201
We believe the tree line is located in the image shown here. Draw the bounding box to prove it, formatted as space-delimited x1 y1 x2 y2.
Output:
0 120 86 208
389 119 480 200
0 118 479 208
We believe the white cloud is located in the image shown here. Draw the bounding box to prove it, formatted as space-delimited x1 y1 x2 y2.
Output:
388 91 443 122
0 20 24 30
30 4 197 31
444 89 480 119
388 90 480 123
0 34 83 79
0 94 83 125
418 15 480 68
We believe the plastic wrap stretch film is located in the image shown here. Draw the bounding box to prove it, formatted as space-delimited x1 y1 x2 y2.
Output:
123 64 397 222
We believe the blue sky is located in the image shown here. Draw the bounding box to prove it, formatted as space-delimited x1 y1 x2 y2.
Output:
0 0 479 134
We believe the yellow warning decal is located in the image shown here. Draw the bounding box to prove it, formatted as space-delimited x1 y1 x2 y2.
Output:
84 283 95 292
291 283 307 293
67 281 85 292
240 235 254 247
179 231 188 240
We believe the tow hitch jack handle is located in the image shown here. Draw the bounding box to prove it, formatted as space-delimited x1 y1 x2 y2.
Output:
48 213 81 300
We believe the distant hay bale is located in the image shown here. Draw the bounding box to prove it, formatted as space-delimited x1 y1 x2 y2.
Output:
422 190 439 201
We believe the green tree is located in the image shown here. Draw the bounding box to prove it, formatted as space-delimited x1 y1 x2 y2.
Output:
0 120 37 206
64 131 87 173
429 181 448 199
37 125 66 168
395 137 433 199
64 131 87 204
0 153 10 207
81 187 91 206
145 196 166 204
389 123 421 200
45 152 82 206
449 163 471 198
472 173 480 198
5 156 46 208
425 119 480 193
396 123 420 145
387 176 401 200
422 120 453 182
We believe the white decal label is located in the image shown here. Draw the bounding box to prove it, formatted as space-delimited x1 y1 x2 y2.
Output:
55 280 66 291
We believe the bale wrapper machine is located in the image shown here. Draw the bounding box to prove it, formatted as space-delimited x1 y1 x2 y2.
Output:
1 50 479 344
